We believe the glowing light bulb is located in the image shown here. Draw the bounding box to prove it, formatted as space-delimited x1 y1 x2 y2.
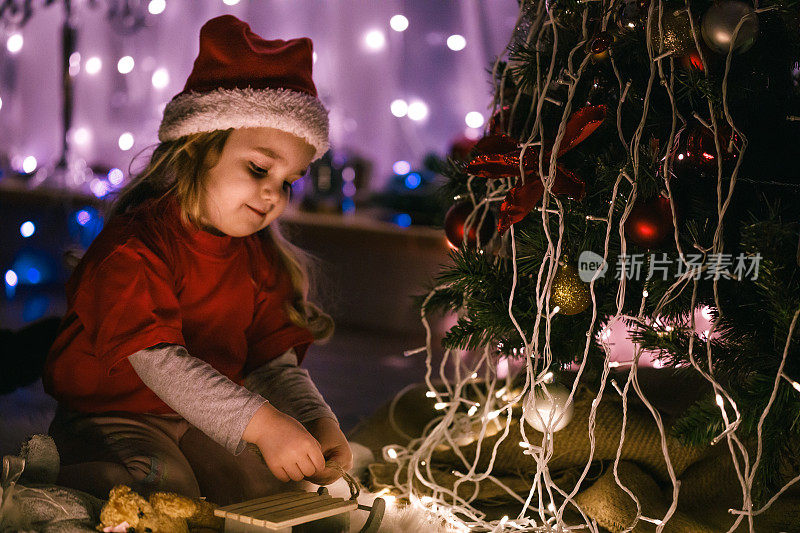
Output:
390 99 408 117
117 56 135 74
434 402 448 410
386 448 398 459
407 100 428 121
465 111 484 128
77 210 91 226
223 0 240 4
390 14 409 32
364 30 386 51
0 95 3 111
715 394 724 407
152 68 170 89
447 34 466 51
425 391 436 398
85 56 102 75
148 0 166 15
22 156 37 174
19 221 35 238
6 33 23 54
467 405 478 416
118 132 134 151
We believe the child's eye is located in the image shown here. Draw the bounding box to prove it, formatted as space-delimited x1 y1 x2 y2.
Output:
249 163 269 176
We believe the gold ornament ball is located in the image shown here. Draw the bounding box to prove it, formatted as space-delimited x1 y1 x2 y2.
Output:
551 265 591 315
649 8 695 55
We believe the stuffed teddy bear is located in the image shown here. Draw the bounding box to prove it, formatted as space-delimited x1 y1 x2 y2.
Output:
97 484 223 533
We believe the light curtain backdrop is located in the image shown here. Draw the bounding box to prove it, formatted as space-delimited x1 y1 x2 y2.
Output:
0 0 518 191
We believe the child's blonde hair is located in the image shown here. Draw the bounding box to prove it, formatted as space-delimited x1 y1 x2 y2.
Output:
109 130 334 341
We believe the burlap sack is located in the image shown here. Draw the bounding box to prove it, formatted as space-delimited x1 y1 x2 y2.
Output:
358 382 800 532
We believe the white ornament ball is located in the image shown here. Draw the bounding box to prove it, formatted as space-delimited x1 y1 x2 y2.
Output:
701 0 759 55
523 383 574 432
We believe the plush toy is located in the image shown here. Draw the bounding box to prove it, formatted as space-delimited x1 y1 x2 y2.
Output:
97 485 223 533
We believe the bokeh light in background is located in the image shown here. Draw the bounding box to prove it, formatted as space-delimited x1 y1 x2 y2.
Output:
85 56 102 75
404 172 421 189
6 33 23 54
392 160 411 175
117 56 135 74
148 0 166 15
118 132 134 151
21 156 37 174
392 213 412 227
446 34 466 51
465 112 484 129
107 168 124 186
364 30 386 51
407 101 428 122
151 68 170 89
19 221 35 238
389 15 409 32
390 99 408 118
72 127 92 146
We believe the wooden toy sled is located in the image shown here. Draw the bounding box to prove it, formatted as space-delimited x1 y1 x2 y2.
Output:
214 486 385 532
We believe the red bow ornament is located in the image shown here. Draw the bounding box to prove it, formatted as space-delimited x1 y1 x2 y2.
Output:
467 105 607 234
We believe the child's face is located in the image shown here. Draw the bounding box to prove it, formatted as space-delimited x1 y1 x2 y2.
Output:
200 127 315 237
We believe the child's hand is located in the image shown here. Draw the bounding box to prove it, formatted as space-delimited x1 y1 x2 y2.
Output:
243 403 325 482
304 417 353 485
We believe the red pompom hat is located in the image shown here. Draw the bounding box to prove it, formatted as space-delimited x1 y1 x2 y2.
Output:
158 15 329 160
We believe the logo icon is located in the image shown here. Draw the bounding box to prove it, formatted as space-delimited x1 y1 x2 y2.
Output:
578 251 608 282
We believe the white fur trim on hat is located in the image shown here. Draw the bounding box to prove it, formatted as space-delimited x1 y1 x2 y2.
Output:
158 87 330 161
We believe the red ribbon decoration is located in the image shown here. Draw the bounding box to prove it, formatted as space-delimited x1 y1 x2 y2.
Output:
467 104 607 234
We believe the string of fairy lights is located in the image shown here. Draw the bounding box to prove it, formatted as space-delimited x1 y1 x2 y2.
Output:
376 0 800 531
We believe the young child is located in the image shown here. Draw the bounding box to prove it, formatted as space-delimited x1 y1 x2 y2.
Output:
42 15 352 506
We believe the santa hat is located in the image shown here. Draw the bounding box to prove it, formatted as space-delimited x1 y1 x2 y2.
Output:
158 15 329 160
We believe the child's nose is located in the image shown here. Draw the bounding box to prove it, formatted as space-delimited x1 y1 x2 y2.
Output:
260 180 281 200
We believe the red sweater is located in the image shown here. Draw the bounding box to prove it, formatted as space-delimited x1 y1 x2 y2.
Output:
43 195 315 414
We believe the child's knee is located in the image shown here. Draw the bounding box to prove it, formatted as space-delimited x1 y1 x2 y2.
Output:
128 453 201 498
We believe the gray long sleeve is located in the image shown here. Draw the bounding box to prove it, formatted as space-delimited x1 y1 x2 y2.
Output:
129 344 265 455
242 349 337 426
128 344 335 456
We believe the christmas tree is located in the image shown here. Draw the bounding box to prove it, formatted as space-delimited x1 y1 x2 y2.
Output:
378 0 800 530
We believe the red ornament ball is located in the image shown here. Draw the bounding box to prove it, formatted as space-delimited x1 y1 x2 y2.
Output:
670 122 739 181
623 196 675 248
445 201 496 248
589 31 613 55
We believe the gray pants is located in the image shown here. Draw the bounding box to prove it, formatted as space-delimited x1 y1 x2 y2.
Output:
49 407 296 506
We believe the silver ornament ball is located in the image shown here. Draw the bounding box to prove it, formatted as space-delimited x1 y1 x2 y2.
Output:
701 1 759 55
